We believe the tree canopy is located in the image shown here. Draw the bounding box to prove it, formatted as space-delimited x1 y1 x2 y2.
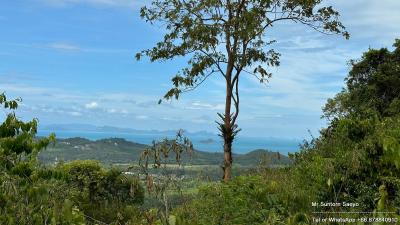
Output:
137 0 349 181
324 39 400 120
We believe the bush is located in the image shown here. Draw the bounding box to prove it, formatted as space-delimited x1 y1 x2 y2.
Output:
59 160 145 224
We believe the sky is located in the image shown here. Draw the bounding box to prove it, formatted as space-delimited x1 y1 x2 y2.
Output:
0 0 399 139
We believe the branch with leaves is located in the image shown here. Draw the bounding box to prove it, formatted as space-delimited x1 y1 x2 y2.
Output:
136 130 193 224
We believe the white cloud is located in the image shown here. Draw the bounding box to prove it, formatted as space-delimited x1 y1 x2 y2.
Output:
160 117 180 121
187 101 225 111
48 42 81 52
107 108 117 113
85 101 99 109
277 35 331 51
38 42 129 54
105 108 128 114
69 111 82 116
328 0 400 44
0 41 131 54
40 0 148 8
136 115 148 120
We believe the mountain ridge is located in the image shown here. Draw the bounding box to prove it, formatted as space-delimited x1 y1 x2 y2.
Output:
39 137 292 167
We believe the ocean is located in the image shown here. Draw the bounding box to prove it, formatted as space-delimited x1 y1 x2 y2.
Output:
38 130 302 155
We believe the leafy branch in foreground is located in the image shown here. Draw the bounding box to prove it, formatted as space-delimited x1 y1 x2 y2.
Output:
0 93 75 224
137 129 193 225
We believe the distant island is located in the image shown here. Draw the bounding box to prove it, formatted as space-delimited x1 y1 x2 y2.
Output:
199 138 216 144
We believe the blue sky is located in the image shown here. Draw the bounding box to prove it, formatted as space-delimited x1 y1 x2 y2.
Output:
0 0 399 139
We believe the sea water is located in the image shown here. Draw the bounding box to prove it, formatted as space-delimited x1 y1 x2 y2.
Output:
38 130 301 155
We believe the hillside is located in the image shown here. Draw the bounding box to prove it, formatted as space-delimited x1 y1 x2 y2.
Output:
39 137 292 167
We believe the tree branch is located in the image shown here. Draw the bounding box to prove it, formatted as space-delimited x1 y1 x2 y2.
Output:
181 69 217 93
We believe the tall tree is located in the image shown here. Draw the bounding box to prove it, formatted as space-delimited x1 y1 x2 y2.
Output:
323 39 400 121
137 0 349 181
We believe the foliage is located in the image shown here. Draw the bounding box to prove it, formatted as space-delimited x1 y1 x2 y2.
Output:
0 93 83 224
137 130 193 225
39 137 148 165
174 172 312 225
323 39 400 120
292 39 400 218
59 160 145 224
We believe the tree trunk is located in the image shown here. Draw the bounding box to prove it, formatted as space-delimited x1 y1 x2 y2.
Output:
223 136 233 182
163 192 169 225
222 67 234 182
